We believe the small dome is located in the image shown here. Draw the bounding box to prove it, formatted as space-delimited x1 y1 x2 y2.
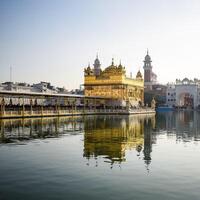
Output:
182 78 189 82
145 54 151 62
94 58 100 65
94 54 100 65
144 50 152 62
136 70 143 78
118 61 123 69
182 78 190 84
87 65 91 71
106 58 116 70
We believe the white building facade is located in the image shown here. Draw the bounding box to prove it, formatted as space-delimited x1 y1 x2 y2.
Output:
166 78 200 109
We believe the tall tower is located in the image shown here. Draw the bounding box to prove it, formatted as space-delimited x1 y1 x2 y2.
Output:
93 54 101 76
143 50 152 83
143 50 156 90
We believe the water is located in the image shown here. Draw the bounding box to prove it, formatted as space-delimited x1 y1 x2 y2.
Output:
0 111 200 200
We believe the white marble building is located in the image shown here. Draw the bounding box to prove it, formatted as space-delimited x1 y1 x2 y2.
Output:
0 82 69 94
166 78 200 109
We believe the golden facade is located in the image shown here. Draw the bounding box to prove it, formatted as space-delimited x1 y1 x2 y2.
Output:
84 57 144 107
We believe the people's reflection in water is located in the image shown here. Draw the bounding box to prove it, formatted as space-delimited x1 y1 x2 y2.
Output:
83 115 156 170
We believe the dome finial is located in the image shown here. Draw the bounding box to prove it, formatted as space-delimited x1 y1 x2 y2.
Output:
96 53 98 59
112 58 114 65
136 70 142 79
147 49 149 55
118 59 123 69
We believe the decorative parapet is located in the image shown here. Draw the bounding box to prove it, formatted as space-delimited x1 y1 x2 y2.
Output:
175 78 200 86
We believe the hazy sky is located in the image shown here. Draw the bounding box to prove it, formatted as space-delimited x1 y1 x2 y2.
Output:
1 0 200 89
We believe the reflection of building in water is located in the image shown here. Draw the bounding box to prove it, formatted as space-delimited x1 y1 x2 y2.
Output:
143 117 156 171
0 117 84 143
157 111 200 141
83 115 156 167
0 115 157 170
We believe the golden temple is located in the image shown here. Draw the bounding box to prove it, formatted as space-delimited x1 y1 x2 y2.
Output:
84 56 144 108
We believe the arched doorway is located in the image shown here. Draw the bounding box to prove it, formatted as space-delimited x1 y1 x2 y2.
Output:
178 93 194 108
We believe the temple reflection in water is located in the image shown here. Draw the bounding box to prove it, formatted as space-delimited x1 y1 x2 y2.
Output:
0 114 156 169
83 115 156 168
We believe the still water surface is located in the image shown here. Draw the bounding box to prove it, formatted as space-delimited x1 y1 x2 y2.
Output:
0 111 200 200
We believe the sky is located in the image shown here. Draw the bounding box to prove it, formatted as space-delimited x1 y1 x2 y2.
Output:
1 0 200 89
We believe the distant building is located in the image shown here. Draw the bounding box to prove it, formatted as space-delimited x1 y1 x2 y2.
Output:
84 55 144 107
0 82 36 93
166 78 200 109
0 81 69 94
142 50 166 106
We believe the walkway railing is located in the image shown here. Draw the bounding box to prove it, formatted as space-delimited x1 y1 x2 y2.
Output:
0 107 155 119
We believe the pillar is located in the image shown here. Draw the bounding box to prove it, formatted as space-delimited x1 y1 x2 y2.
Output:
55 99 58 115
55 118 58 135
84 97 86 114
0 98 5 118
41 105 43 116
74 99 77 113
30 119 33 137
64 97 67 114
22 97 25 117
126 99 130 111
30 99 33 116
94 98 96 112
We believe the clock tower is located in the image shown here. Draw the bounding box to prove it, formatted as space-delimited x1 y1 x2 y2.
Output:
143 50 152 82
143 50 157 90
